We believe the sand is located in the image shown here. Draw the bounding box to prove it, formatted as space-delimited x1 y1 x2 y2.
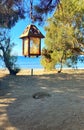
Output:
0 69 84 130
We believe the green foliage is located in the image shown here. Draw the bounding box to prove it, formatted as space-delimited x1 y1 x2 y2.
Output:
0 30 20 75
0 0 25 28
41 57 55 71
41 48 55 70
0 0 24 74
32 0 60 23
41 0 84 71
66 56 78 68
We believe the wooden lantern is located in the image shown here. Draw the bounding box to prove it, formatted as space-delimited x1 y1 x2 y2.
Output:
20 24 45 57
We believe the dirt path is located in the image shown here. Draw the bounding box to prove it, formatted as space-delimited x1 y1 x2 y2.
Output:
0 71 84 130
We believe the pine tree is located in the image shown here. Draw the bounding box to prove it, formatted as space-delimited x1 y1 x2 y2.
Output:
41 0 84 71
0 0 25 28
0 0 24 74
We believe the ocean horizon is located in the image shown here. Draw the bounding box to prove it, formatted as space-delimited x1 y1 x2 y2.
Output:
0 56 84 69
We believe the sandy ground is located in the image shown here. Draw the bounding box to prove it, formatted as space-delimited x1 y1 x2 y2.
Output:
0 69 84 130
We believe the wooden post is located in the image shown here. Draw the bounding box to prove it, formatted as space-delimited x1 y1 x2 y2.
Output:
31 68 33 76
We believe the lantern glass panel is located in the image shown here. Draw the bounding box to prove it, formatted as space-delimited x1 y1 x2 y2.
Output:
23 38 29 56
30 37 40 54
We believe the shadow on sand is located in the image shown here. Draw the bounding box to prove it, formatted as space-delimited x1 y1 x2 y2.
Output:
0 72 84 130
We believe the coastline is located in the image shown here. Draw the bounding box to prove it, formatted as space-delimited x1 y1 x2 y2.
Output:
0 68 84 76
0 56 84 70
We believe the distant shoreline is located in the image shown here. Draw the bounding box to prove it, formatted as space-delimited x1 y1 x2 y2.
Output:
0 56 84 69
0 68 84 76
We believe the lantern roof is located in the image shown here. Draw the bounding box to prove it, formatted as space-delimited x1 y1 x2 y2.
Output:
20 24 45 39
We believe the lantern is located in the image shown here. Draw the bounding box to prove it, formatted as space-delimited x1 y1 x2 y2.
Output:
20 24 45 57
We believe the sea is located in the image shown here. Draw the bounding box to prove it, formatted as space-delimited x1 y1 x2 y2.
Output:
0 56 84 69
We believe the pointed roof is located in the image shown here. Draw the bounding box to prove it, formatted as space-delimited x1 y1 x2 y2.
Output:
20 24 45 38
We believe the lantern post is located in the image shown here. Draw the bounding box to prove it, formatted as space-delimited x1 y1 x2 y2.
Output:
20 24 45 75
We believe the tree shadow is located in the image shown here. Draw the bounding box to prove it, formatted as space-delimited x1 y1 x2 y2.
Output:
0 72 84 130
0 75 12 97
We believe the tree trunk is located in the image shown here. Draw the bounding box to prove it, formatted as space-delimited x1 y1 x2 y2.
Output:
58 51 65 73
3 51 16 75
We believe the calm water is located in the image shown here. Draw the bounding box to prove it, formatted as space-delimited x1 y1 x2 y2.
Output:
0 56 43 69
0 56 84 69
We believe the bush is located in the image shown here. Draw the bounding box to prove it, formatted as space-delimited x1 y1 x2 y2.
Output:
41 57 55 71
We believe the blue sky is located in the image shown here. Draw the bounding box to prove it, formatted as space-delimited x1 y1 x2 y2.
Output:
10 18 46 56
